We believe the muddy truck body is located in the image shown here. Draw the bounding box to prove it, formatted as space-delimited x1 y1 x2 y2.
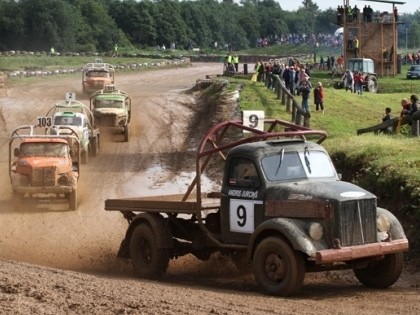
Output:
46 96 100 164
82 59 115 94
89 84 132 142
9 125 81 210
105 119 408 296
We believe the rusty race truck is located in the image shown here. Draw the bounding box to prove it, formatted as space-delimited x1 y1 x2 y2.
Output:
82 59 115 94
9 125 81 210
45 93 100 164
89 84 132 142
105 119 409 296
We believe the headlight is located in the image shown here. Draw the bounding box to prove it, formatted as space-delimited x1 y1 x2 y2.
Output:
58 174 70 185
309 222 323 241
377 214 390 232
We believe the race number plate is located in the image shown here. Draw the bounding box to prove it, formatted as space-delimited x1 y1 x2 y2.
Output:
229 199 262 233
37 116 53 127
65 92 76 102
242 110 264 132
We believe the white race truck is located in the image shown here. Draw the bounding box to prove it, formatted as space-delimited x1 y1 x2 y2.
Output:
45 93 100 164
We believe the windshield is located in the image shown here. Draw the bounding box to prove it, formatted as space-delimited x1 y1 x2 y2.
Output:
94 99 123 109
88 71 109 78
261 150 336 181
54 116 82 126
20 143 69 157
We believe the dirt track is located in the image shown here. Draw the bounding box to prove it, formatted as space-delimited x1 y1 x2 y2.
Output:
0 63 419 314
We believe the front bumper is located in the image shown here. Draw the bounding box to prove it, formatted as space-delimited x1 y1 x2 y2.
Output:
14 186 74 194
315 239 409 264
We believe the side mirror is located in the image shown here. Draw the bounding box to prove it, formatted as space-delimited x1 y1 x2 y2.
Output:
14 147 20 157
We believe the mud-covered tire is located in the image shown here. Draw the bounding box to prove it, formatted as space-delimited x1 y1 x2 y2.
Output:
365 75 378 93
124 125 129 142
353 252 404 288
253 237 305 296
129 223 170 279
81 150 88 164
91 137 99 157
69 189 77 210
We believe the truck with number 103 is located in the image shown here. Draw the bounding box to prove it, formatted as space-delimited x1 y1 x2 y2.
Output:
105 119 408 296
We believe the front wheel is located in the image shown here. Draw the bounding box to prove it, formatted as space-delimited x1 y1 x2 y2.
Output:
353 252 404 288
81 150 89 164
123 125 129 142
129 223 170 279
365 75 378 93
253 237 305 296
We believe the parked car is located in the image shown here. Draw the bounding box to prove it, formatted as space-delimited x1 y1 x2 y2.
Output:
406 65 420 79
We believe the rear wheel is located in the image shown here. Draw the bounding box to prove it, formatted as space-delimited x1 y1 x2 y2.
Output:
129 223 170 279
253 237 305 296
353 252 403 288
365 75 378 93
12 192 24 210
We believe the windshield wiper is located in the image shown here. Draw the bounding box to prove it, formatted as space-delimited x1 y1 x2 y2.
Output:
304 146 311 174
275 148 285 176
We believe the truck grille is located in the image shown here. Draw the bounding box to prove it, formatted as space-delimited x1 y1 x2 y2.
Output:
100 114 117 127
335 198 377 246
32 167 56 186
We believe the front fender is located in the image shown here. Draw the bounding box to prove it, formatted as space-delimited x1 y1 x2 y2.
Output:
247 218 322 261
377 207 407 240
117 212 173 258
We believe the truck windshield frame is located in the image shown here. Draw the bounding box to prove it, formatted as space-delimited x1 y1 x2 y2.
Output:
261 150 337 181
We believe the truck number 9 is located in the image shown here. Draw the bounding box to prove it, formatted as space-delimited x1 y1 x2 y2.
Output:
237 205 247 227
248 114 258 128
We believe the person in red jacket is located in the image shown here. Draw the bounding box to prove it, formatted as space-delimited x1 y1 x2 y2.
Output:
314 81 324 113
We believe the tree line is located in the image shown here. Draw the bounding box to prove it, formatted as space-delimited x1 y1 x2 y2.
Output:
0 0 418 53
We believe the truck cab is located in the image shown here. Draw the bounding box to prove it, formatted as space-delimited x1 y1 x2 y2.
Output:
46 95 100 164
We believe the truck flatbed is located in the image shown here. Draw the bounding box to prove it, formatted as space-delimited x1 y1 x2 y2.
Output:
105 193 221 214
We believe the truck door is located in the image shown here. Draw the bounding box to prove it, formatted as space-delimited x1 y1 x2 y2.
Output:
220 157 264 244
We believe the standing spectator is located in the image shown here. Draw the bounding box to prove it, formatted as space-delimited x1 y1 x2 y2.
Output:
342 70 354 92
409 94 419 136
314 82 324 113
336 55 344 71
353 37 359 57
353 5 360 21
232 54 239 73
289 66 296 95
319 56 324 70
299 80 312 115
353 70 364 94
363 5 369 22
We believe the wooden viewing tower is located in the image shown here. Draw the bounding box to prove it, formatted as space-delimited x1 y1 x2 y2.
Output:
341 0 405 76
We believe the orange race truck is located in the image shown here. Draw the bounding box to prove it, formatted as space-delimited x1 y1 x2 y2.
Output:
82 59 115 94
9 125 81 210
105 118 408 296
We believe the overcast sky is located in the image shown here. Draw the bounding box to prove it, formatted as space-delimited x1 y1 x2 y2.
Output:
278 0 419 14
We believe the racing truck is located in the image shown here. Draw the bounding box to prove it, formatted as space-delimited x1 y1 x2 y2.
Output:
89 84 132 142
82 59 115 94
46 93 100 164
105 118 409 296
9 125 81 210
